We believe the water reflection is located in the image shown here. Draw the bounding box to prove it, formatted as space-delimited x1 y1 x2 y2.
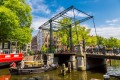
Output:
10 69 103 80
0 75 11 80
1 61 120 80
106 60 120 79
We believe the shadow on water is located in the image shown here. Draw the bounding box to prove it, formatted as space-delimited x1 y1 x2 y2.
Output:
0 65 10 69
88 65 107 73
0 68 118 80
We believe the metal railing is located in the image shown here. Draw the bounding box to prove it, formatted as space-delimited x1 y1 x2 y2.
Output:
0 49 22 54
86 47 120 55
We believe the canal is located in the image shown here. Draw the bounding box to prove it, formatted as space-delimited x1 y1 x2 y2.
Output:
0 60 119 80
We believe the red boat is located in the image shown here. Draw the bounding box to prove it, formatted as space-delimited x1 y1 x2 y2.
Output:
0 41 23 66
0 53 23 67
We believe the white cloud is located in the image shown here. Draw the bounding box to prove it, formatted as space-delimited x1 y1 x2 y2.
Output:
51 6 65 17
80 0 99 4
56 7 65 12
106 18 119 23
109 23 115 26
31 16 48 30
26 0 51 14
81 24 90 28
90 26 120 39
66 10 88 18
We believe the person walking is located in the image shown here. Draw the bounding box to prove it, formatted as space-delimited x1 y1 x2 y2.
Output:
20 60 24 68
10 62 16 68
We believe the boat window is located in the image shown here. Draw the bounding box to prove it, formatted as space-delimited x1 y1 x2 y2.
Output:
0 42 2 49
4 42 8 49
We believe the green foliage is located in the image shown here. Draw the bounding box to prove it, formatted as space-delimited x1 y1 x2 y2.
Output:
41 45 48 52
59 18 72 27
104 37 118 48
53 18 91 50
3 0 32 27
0 6 19 39
11 27 32 46
72 25 91 45
97 36 105 45
29 50 34 55
58 18 72 46
86 36 97 46
116 40 120 48
0 0 32 47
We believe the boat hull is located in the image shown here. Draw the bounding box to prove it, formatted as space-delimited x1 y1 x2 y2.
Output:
9 67 45 75
0 62 10 67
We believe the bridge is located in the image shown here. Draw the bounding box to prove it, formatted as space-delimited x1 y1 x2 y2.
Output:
86 53 120 60
37 6 120 70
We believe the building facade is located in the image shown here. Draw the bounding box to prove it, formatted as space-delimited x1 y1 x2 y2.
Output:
31 36 37 53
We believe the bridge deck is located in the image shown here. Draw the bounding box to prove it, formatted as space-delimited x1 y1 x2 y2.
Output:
86 53 120 60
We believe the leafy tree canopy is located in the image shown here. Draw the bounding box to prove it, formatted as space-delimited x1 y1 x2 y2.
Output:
1 0 32 27
0 0 32 47
0 6 19 39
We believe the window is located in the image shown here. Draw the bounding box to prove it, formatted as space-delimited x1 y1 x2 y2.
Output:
4 42 8 49
0 42 2 49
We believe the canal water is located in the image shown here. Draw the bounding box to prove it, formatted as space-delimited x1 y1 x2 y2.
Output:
0 60 119 80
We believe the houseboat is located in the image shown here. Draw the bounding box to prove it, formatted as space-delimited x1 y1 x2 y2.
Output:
0 41 23 67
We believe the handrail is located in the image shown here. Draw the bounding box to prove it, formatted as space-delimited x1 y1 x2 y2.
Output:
0 49 22 54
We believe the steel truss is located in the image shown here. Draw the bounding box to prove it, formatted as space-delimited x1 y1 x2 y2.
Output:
39 6 94 53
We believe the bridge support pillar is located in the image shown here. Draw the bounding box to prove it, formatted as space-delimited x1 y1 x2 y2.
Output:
70 55 77 69
77 45 86 70
77 54 86 70
46 54 54 65
42 53 54 65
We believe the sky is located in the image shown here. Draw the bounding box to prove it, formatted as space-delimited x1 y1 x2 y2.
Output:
26 0 120 39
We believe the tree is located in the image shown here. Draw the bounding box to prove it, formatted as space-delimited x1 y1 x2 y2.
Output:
105 37 118 48
73 25 91 51
2 0 32 27
54 18 91 51
0 0 32 47
96 36 105 46
58 18 72 49
0 6 19 39
86 36 97 46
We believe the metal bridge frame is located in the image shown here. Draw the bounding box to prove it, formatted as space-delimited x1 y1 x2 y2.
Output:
39 6 94 53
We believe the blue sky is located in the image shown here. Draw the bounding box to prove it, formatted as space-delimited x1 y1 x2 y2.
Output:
27 0 120 39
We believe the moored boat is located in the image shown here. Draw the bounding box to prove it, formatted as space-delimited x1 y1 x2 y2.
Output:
0 53 23 67
106 72 120 79
9 67 45 75
9 63 58 75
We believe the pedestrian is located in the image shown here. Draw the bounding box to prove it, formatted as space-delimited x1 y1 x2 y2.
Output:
10 62 16 68
20 60 24 68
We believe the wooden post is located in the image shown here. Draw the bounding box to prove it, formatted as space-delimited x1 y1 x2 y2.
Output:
109 59 112 66
68 62 71 73
61 64 66 76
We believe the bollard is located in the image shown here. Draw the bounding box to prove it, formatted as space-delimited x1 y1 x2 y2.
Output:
61 64 66 76
103 75 110 80
68 62 71 73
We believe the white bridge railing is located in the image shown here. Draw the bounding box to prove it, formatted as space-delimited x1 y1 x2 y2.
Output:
0 49 22 54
